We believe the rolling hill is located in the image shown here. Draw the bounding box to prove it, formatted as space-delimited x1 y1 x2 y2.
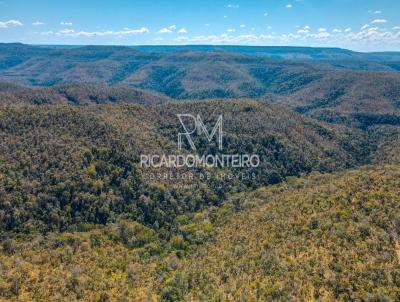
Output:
9 43 400 62
1 43 400 301
0 100 368 234
1 43 400 128
0 82 171 105
275 70 400 126
156 165 400 301
2 165 399 301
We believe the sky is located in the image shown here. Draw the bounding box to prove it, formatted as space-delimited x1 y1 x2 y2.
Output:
0 0 399 51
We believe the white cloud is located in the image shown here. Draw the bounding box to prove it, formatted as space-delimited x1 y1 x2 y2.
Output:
263 12 268 16
307 31 331 39
0 19 23 29
227 4 239 8
286 4 293 8
374 10 382 14
297 25 310 34
158 28 172 34
60 22 73 26
158 25 176 34
32 21 44 26
205 23 210 27
281 33 302 39
33 18 400 51
189 33 276 44
40 30 53 36
51 27 149 37
371 19 387 24
183 26 397 46
163 21 400 50
59 29 74 35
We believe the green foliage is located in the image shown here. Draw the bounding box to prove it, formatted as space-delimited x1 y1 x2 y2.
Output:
0 100 369 234
0 67 399 300
1 44 400 114
1 166 400 301
115 220 157 248
160 272 189 302
170 166 400 301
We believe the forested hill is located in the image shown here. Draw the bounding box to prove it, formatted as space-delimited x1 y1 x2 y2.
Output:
0 100 368 234
1 43 400 301
0 82 171 105
1 43 400 127
153 165 400 300
7 43 400 61
132 45 400 62
2 165 400 301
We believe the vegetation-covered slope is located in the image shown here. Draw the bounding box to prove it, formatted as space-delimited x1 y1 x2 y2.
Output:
1 44 400 128
174 165 400 301
0 100 368 234
1 43 400 302
133 45 400 62
1 165 399 301
275 70 400 126
0 82 171 105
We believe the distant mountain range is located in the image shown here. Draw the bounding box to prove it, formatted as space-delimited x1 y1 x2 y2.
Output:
1 43 400 127
28 44 400 61
2 43 400 300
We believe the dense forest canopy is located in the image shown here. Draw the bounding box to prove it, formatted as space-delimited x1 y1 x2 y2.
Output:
1 43 400 301
0 100 371 234
2 166 400 301
1 44 400 128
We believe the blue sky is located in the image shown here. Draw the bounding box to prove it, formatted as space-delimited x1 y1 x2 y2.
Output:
0 0 399 51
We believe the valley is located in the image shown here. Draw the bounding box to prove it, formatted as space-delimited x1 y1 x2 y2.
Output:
1 43 400 301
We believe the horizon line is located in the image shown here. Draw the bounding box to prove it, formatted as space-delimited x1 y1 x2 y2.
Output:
2 42 400 54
